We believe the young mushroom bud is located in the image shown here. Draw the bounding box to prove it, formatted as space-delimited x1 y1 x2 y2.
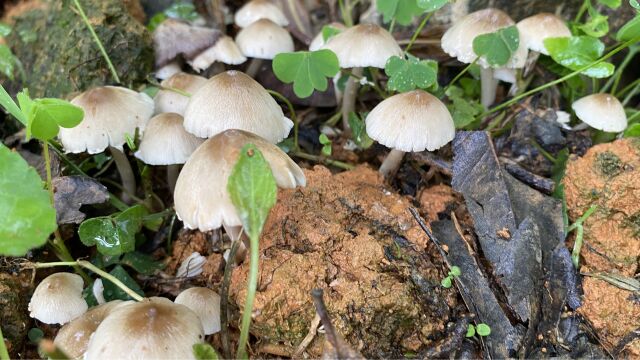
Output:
174 287 222 335
28 273 88 325
154 72 207 116
234 0 289 28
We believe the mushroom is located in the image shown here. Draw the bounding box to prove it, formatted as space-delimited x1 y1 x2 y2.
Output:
134 113 205 192
174 129 305 238
236 19 294 77
309 22 346 51
517 13 571 75
174 287 222 335
153 19 221 69
366 90 455 177
54 300 130 359
183 70 293 143
234 0 289 28
188 36 247 73
155 60 182 80
571 93 627 133
321 23 403 130
154 72 207 116
84 297 204 360
28 273 88 325
58 86 154 203
441 8 528 108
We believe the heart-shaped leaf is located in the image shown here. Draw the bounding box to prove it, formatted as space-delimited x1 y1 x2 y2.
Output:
417 0 449 12
102 265 144 301
578 7 609 37
617 14 640 41
78 205 147 256
385 55 438 92
0 143 57 256
377 0 424 25
544 36 615 78
472 25 520 67
273 49 340 98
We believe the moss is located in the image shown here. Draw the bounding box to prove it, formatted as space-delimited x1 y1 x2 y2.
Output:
595 151 622 177
623 211 640 238
6 0 153 98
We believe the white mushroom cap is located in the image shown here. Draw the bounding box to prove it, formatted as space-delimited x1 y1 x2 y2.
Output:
153 19 221 67
309 23 347 51
155 61 182 80
189 36 247 72
54 300 130 359
174 287 221 335
58 86 154 154
517 13 571 55
134 113 205 165
28 273 88 325
571 93 628 133
366 90 455 152
234 0 289 28
183 70 293 142
236 19 294 60
321 23 402 68
154 72 207 115
174 129 305 231
441 8 527 68
84 297 204 360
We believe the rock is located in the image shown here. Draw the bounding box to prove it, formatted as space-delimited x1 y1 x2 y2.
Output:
230 166 458 358
5 0 153 98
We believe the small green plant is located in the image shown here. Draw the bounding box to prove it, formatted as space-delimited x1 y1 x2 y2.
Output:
319 134 333 156
384 54 438 93
193 343 220 360
348 112 374 149
544 36 614 78
473 26 520 67
377 0 424 26
441 265 461 288
567 204 598 268
466 323 492 337
147 2 200 31
272 49 340 98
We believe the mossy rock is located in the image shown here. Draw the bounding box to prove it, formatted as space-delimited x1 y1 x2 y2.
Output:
5 0 153 98
0 274 29 357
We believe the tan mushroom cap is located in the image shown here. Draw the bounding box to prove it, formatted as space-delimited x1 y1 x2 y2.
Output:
28 273 88 325
174 129 305 231
234 0 289 28
155 60 182 80
155 72 207 115
183 70 293 142
58 86 154 154
189 36 247 72
309 22 347 51
441 8 527 68
134 113 205 165
54 300 130 359
517 13 571 55
174 287 221 335
366 90 455 152
236 19 294 60
322 23 402 68
153 19 221 66
572 93 628 133
84 297 204 360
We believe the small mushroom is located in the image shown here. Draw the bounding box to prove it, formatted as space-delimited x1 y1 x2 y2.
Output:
153 19 221 68
234 0 289 28
84 297 204 360
189 36 247 73
174 287 222 335
155 60 182 80
571 93 627 133
154 72 208 116
517 13 571 74
236 19 294 77
28 273 88 325
366 90 455 177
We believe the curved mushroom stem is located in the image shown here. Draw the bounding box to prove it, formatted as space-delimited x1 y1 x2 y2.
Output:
379 149 405 178
246 58 263 78
480 67 498 108
341 67 363 131
109 147 136 204
166 164 180 194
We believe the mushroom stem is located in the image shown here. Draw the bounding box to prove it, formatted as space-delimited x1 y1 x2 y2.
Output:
246 58 263 78
341 67 363 131
480 67 498 108
109 147 136 204
167 164 180 194
220 238 242 360
379 148 405 178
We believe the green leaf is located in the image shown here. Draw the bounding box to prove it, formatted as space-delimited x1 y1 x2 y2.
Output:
476 323 491 337
624 123 640 137
449 266 461 277
0 85 26 125
165 2 199 22
472 26 520 67
27 328 44 343
385 55 438 93
0 45 15 80
78 205 148 256
417 0 449 12
0 22 11 37
597 0 621 8
102 265 144 301
446 86 484 129
578 7 609 37
319 134 332 156
544 36 615 78
465 324 476 337
147 13 167 32
376 0 424 25
322 25 342 42
631 0 640 10
272 50 340 98
227 144 278 241
440 276 452 288
193 343 220 360
29 98 84 141
121 252 165 275
617 14 640 41
348 112 374 149
0 144 56 256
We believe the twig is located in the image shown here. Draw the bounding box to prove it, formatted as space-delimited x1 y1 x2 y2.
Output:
293 313 322 357
311 289 343 357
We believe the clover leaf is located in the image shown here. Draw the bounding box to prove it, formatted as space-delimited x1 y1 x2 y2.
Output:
385 55 438 93
12 89 83 141
472 25 520 67
544 36 615 78
273 49 340 98
377 0 424 26
417 0 449 12
446 86 483 128
322 25 342 42
319 134 332 156
78 205 148 256
578 7 609 37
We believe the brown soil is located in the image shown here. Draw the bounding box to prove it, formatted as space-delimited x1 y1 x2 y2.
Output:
563 138 640 355
229 166 458 358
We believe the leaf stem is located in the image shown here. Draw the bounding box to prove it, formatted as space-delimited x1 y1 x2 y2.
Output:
405 12 434 53
601 45 638 95
338 0 353 27
236 234 259 359
443 57 478 95
221 239 242 359
622 79 640 106
71 0 121 84
0 326 9 360
292 151 355 170
388 18 396 33
267 89 299 151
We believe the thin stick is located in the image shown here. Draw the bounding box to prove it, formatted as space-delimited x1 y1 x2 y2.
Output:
71 0 121 83
404 12 434 53
267 89 299 151
310 289 344 358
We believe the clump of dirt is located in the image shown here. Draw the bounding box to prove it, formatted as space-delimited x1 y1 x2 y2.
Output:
417 184 458 222
0 273 30 357
230 166 458 358
563 139 640 356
